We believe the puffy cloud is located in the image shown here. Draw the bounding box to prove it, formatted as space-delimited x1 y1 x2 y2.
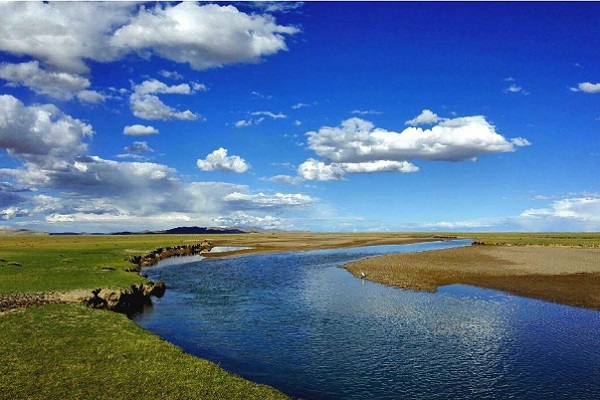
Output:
298 159 345 181
292 103 310 109
0 61 91 100
123 124 159 136
405 109 440 126
570 82 600 93
129 78 201 121
124 141 153 154
213 211 283 230
110 3 299 71
0 95 92 164
0 99 315 232
197 148 250 173
129 93 199 121
0 2 297 74
132 79 193 95
298 158 418 181
224 192 314 209
308 116 529 163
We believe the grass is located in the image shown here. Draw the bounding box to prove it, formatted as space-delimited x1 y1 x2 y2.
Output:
0 304 286 400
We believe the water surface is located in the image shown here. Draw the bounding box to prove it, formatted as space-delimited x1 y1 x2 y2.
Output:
135 240 600 399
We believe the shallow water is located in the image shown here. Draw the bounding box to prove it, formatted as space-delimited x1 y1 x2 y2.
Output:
134 240 600 399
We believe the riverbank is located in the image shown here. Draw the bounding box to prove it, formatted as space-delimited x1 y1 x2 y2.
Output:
344 244 600 310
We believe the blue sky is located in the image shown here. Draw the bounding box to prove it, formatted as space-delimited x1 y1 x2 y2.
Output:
0 1 598 233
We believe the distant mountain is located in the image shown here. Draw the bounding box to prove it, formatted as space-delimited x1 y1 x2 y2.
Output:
0 227 49 236
111 226 261 235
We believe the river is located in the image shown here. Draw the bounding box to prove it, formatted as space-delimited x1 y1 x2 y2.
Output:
134 240 600 399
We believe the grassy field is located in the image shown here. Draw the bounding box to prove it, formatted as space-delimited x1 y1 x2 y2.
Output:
468 232 600 247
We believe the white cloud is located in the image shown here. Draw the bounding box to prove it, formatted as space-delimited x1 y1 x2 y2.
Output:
124 141 153 154
197 148 250 173
351 109 383 116
76 90 106 104
234 118 264 128
129 78 200 120
158 70 184 80
129 93 199 121
571 82 600 93
0 3 298 74
0 98 316 232
0 61 92 100
265 174 301 185
224 192 314 209
0 95 93 164
405 109 440 126
0 2 133 73
133 79 193 95
298 159 345 181
517 195 600 231
292 103 310 109
110 3 299 71
297 158 418 181
251 110 288 119
308 116 530 164
294 120 302 126
123 124 159 136
213 211 283 230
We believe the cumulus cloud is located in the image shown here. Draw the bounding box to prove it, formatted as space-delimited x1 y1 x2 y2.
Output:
517 195 600 231
110 2 299 71
297 158 418 181
0 98 316 232
124 141 153 154
132 79 193 95
0 61 92 101
123 124 159 136
213 211 283 230
0 2 298 74
129 93 199 121
570 82 600 93
129 78 201 121
405 109 440 126
197 148 250 173
223 192 314 209
0 95 93 164
308 116 530 164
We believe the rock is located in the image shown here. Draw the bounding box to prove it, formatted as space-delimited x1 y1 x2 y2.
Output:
150 281 166 298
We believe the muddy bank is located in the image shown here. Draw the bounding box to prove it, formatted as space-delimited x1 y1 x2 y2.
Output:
344 245 600 311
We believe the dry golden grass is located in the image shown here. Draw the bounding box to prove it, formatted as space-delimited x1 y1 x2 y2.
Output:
345 245 600 310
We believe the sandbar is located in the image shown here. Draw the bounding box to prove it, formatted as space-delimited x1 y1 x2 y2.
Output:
344 245 600 310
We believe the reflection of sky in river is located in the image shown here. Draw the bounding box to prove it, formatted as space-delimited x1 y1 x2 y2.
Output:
136 241 600 399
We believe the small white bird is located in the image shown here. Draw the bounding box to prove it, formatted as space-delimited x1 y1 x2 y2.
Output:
360 271 367 279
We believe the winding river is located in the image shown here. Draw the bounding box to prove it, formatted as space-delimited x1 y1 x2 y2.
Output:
134 240 600 399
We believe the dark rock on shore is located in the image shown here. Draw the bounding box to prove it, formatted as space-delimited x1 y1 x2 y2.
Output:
84 281 167 317
0 292 65 313
127 240 213 268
